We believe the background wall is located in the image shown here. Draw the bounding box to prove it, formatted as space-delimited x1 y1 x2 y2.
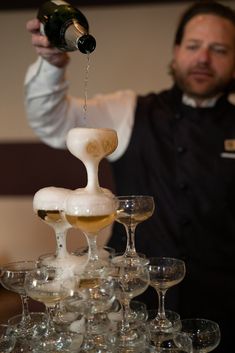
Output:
0 1 233 264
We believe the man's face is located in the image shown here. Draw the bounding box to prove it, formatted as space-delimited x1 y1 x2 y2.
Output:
172 14 235 101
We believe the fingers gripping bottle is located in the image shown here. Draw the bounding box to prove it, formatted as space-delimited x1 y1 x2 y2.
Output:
37 0 96 54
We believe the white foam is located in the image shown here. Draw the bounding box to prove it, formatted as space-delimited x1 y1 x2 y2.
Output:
69 317 86 334
65 187 117 216
33 187 71 211
66 127 118 161
40 254 88 275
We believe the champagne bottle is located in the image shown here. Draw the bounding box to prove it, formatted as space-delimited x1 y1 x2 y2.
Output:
37 0 96 54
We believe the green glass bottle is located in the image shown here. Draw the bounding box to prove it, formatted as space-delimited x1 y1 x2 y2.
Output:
37 0 96 54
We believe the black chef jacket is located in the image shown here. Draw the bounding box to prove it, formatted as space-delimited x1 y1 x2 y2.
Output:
108 85 235 353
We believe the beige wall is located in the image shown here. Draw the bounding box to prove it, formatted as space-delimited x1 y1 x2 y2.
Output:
0 1 233 264
0 2 190 142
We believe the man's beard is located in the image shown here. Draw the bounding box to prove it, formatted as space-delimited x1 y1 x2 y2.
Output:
171 66 233 99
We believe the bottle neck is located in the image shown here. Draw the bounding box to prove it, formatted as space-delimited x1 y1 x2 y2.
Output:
64 20 87 48
64 21 96 53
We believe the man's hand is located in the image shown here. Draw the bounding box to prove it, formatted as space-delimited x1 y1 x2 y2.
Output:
26 18 70 68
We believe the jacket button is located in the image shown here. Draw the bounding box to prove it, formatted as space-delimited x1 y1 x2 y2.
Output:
177 146 186 154
179 182 188 190
175 113 181 120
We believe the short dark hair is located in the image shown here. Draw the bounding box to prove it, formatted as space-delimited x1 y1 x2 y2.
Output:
174 1 235 45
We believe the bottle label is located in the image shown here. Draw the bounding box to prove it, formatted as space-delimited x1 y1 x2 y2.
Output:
51 0 68 5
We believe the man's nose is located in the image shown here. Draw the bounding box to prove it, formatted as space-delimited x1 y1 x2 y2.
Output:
197 48 211 64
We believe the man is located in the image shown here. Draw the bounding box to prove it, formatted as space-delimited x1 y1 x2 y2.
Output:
25 2 235 352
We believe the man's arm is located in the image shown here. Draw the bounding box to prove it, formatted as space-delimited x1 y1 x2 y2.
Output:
25 18 137 160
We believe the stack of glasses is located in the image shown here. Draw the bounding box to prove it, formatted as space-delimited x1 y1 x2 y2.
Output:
0 195 221 353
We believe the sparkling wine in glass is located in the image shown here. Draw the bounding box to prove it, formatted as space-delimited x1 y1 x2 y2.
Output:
65 127 118 275
24 266 80 352
34 187 87 274
65 189 118 275
34 187 71 257
148 257 185 331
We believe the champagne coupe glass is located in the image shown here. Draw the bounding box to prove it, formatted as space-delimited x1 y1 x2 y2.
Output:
181 318 221 353
65 190 118 274
24 266 79 352
65 273 116 353
62 270 114 335
108 300 148 331
148 309 182 331
0 260 38 325
115 195 155 263
8 312 47 339
148 257 186 331
65 127 119 275
148 310 182 349
66 128 118 197
112 256 150 350
7 312 47 353
34 187 86 273
129 300 148 323
0 324 16 353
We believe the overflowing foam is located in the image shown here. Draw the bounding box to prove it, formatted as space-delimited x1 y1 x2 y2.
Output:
66 187 117 216
33 128 119 275
40 253 88 276
33 187 71 211
66 127 118 161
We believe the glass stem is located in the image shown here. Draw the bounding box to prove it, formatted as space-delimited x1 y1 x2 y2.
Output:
86 233 99 262
45 305 57 334
121 298 131 331
124 224 137 257
55 230 68 258
20 294 30 320
157 289 167 320
85 160 100 192
86 312 95 334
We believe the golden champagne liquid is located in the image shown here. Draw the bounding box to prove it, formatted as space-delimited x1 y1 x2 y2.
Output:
37 209 63 225
79 277 100 289
27 290 65 306
82 54 90 125
65 213 116 233
116 210 153 226
150 278 183 290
